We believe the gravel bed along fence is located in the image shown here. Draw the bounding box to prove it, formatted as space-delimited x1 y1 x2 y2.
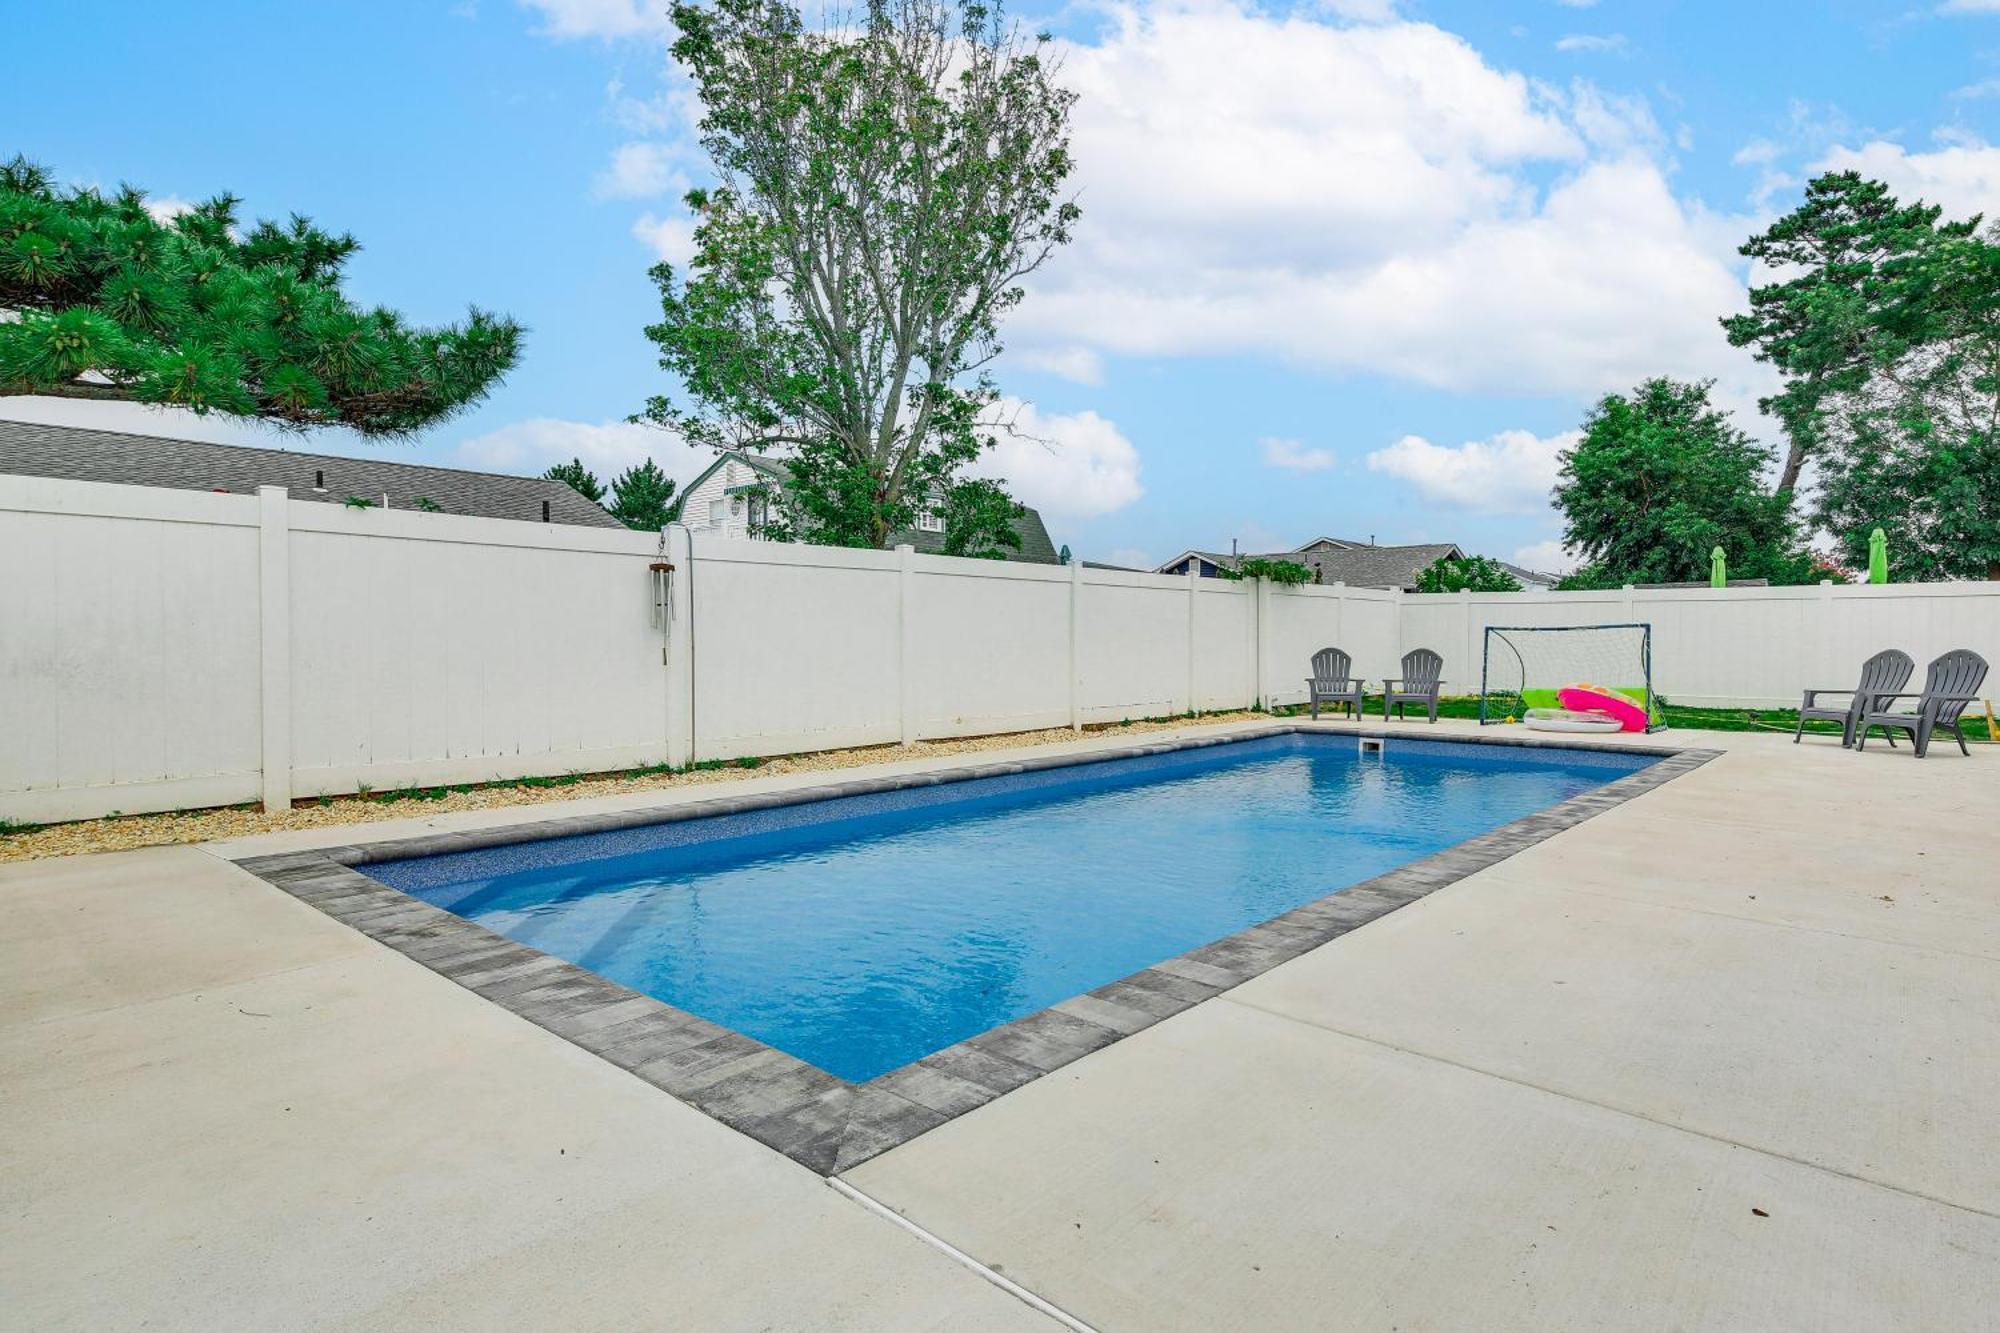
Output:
0 712 1267 864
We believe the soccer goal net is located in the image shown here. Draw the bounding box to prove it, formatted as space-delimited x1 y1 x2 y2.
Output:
1479 624 1663 731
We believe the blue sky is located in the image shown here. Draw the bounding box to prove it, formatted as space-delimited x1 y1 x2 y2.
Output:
7 0 1998 570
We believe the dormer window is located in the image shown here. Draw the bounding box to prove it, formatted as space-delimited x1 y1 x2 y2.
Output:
917 509 944 533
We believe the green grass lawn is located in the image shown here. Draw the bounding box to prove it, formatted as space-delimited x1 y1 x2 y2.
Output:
1275 694 1995 743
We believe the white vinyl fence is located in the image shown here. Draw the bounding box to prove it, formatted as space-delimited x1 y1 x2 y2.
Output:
4 474 1997 823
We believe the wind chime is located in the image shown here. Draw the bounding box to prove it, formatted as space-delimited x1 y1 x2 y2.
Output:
649 533 676 664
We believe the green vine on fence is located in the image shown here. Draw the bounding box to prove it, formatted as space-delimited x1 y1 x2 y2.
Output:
1216 557 1315 586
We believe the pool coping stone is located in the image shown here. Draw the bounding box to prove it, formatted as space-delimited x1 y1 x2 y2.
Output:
235 724 1718 1176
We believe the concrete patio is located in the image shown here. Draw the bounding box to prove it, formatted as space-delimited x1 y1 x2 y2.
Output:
3 719 1995 1330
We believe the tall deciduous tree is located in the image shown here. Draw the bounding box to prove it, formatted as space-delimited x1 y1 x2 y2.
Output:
937 477 1023 558
0 155 521 434
640 0 1079 550
1553 377 1811 587
1812 221 2000 579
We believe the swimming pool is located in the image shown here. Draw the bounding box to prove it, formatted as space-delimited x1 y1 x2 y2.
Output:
368 734 1655 1083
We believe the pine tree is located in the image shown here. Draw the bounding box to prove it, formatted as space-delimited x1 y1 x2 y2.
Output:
542 458 605 504
609 459 679 531
0 154 521 435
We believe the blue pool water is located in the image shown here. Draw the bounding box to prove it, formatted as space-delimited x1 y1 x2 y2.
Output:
370 736 1652 1082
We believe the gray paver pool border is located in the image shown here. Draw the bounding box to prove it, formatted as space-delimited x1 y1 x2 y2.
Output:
235 725 1718 1175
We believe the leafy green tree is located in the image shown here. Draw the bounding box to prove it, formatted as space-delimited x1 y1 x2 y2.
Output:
542 458 606 504
1727 172 1999 579
608 459 680 531
938 477 1024 558
1217 556 1315 586
639 0 1079 548
1553 377 1812 587
1723 172 1955 497
1811 219 2000 580
1815 421 2000 581
1415 554 1522 593
0 155 520 434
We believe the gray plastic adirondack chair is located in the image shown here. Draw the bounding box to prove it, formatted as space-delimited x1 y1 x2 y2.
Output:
1306 647 1364 720
1855 649 1990 758
1383 648 1444 722
1795 648 1914 747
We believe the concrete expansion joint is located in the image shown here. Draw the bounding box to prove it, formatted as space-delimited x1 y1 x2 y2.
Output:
827 1176 1100 1332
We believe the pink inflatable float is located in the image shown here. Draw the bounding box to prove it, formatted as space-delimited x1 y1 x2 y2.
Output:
1557 684 1649 732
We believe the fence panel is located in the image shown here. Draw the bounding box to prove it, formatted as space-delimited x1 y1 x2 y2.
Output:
690 538 903 759
0 478 262 822
1077 569 1200 723
285 505 669 794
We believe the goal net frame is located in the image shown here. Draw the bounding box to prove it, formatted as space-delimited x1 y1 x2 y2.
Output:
1478 623 1664 733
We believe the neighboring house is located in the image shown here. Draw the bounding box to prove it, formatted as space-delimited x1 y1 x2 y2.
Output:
0 420 622 527
678 448 1062 563
1497 561 1560 592
677 449 791 542
1157 536 1466 591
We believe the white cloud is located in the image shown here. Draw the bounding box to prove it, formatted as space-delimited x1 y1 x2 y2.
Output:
1938 0 2000 12
1364 428 1576 513
1554 0 1600 7
1554 33 1628 53
1318 0 1400 18
455 417 707 491
1013 346 1104 385
143 195 196 225
594 142 685 199
1950 78 2000 100
519 0 667 38
1008 4 1764 407
1567 82 1662 153
1812 135 2000 224
544 0 1768 415
1260 436 1336 472
1510 539 1580 574
972 399 1143 518
632 212 698 267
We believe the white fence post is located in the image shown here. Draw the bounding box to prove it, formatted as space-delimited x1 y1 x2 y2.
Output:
1068 558 1084 731
256 486 292 813
1332 579 1348 665
1185 567 1199 715
664 523 694 768
1254 576 1273 709
899 543 918 744
1459 587 1475 697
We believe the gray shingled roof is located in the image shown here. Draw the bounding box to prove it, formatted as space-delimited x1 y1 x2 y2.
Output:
1165 542 1463 590
1298 543 1462 589
0 420 623 528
